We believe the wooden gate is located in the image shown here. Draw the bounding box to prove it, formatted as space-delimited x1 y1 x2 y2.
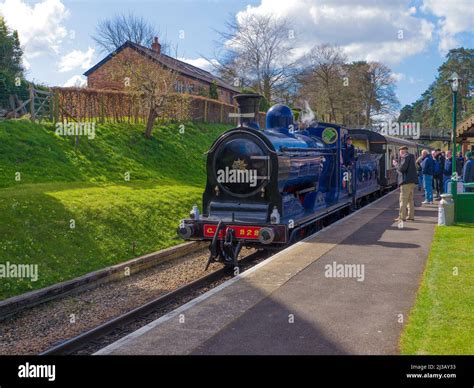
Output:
28 86 54 121
2 85 54 121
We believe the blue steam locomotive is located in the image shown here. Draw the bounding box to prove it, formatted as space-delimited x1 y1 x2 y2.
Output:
178 94 419 268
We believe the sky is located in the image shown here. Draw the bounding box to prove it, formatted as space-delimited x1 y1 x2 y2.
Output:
0 0 472 108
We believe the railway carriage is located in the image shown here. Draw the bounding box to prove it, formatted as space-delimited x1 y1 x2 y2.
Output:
348 129 418 189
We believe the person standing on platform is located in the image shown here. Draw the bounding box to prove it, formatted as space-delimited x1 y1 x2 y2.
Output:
435 148 445 199
416 153 424 191
394 146 418 222
421 149 434 204
457 152 464 177
432 150 442 200
444 150 453 193
463 151 474 192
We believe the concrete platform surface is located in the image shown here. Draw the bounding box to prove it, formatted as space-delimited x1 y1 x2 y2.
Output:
96 190 438 355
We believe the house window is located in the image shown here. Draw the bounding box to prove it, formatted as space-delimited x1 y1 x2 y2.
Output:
174 80 185 93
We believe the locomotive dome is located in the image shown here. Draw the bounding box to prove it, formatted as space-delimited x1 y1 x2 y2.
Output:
266 104 294 132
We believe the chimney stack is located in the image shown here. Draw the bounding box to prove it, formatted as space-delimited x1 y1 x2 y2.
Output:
151 37 161 54
233 93 262 129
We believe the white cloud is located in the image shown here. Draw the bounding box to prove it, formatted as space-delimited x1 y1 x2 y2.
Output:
58 47 95 72
391 72 406 82
235 0 435 64
421 0 474 53
179 57 219 72
0 0 70 58
407 76 423 84
63 74 87 87
22 57 31 71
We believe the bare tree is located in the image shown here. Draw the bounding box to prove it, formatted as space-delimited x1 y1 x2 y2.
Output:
298 44 347 122
213 13 295 101
297 44 399 126
107 50 178 139
92 13 168 54
355 61 399 126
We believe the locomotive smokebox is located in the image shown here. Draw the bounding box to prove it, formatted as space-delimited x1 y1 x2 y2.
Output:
233 93 262 129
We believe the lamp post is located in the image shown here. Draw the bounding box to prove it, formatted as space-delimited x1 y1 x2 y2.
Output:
448 72 461 195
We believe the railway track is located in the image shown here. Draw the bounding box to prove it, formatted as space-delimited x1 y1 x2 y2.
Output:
0 241 206 320
39 250 267 355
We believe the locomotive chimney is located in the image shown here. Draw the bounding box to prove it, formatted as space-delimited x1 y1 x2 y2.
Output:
233 93 262 129
151 37 161 54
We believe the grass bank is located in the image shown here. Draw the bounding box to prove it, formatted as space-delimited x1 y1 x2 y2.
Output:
0 120 230 299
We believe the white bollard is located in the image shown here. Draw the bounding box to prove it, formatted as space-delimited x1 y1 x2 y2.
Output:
438 194 455 226
438 203 446 226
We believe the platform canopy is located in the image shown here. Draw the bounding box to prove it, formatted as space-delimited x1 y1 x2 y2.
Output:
457 114 474 139
456 114 474 154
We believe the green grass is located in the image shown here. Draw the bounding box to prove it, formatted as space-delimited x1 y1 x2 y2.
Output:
0 120 231 299
400 224 474 354
0 120 228 188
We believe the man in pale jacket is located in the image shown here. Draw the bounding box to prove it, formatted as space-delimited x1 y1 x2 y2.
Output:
393 146 418 221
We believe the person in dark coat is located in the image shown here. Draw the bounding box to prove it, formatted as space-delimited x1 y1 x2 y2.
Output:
342 136 356 195
432 149 443 199
444 150 453 193
457 152 464 177
421 150 434 204
343 136 355 167
463 151 474 192
394 146 418 221
415 154 424 191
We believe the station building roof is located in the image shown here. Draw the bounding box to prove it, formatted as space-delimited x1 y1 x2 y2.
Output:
457 114 474 139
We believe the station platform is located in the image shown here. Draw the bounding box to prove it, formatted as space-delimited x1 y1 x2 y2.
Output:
96 190 438 355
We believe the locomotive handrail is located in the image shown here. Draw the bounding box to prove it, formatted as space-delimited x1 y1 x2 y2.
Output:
205 128 279 155
280 147 323 152
279 148 337 155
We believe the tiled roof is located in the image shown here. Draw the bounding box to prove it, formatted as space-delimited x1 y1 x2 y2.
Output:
457 114 474 137
84 41 240 93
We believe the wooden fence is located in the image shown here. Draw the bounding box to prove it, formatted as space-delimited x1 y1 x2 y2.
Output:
49 87 266 127
1 85 54 120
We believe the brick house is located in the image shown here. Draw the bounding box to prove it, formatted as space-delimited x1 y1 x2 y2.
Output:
83 38 239 104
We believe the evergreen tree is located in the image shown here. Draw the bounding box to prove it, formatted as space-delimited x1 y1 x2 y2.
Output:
398 48 474 133
209 80 219 100
11 30 23 75
0 16 26 108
